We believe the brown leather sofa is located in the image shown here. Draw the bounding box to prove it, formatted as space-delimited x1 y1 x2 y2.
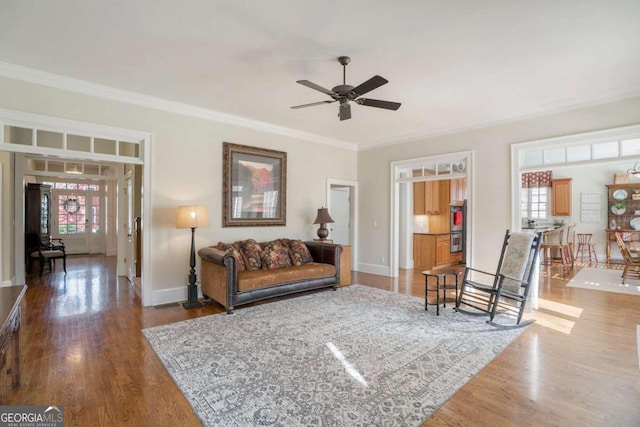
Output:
198 241 342 313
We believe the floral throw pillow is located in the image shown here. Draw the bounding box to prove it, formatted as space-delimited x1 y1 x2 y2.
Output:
236 239 262 271
217 242 246 272
286 239 313 266
261 240 292 269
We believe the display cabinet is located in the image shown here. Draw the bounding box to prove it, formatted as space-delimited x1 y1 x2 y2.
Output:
25 183 51 238
605 183 640 262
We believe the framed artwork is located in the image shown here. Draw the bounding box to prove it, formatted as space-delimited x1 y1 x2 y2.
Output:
223 142 287 227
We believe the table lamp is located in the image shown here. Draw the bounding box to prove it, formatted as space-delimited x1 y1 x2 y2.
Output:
313 207 334 240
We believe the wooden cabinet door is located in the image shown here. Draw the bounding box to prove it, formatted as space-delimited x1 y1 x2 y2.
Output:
425 181 440 214
450 178 467 203
413 182 426 215
413 234 435 269
552 178 572 216
435 235 450 266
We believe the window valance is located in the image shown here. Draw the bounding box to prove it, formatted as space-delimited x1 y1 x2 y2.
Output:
521 171 552 188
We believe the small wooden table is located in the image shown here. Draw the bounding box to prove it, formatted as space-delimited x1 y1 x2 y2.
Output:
0 285 26 404
422 269 460 315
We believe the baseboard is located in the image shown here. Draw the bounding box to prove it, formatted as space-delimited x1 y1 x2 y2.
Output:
1 279 15 287
356 262 391 277
150 285 206 306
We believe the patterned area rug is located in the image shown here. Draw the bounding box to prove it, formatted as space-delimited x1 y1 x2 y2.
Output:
568 267 640 296
143 285 525 427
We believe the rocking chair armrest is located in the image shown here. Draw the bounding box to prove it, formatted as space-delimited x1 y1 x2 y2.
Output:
464 266 498 277
497 273 528 287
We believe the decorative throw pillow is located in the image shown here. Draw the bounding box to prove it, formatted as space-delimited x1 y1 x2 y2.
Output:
236 239 262 271
286 239 313 266
261 240 292 269
217 242 246 272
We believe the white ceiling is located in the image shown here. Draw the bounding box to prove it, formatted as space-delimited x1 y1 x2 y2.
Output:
1 1 640 150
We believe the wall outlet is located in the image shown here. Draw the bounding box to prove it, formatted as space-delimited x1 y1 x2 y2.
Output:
380 256 385 263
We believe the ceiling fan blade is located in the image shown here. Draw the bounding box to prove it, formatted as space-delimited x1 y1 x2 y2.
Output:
352 75 388 97
290 100 335 109
357 98 401 110
339 103 351 121
296 80 336 96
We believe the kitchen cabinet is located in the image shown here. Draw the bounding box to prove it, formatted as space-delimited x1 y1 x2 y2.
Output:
450 178 467 204
413 233 459 270
413 180 449 216
413 181 425 215
436 234 450 266
551 178 572 216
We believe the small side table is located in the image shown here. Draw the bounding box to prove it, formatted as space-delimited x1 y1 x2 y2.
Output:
422 269 460 315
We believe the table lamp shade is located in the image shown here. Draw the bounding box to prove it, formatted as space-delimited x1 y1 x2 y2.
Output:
313 208 334 225
176 205 210 228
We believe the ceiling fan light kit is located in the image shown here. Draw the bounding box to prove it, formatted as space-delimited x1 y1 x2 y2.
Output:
291 56 401 121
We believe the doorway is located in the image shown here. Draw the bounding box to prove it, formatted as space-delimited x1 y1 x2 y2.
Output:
327 178 358 272
0 108 152 306
390 151 473 278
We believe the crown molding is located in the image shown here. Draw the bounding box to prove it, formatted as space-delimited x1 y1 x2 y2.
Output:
359 84 640 151
0 61 358 151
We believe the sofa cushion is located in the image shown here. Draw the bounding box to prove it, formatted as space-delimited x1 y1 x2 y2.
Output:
217 242 246 271
261 240 292 269
237 263 336 291
236 239 262 271
283 239 313 266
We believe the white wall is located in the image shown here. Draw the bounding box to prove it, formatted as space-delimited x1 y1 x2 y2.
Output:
0 77 358 303
358 96 640 274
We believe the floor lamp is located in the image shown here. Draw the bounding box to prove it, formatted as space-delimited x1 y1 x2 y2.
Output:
176 205 210 309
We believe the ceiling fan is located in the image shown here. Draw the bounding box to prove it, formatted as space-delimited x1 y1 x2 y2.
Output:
291 56 401 121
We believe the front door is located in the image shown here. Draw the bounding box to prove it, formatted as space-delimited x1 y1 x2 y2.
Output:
53 182 103 254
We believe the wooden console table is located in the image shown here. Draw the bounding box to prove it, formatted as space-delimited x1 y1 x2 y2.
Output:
605 229 640 263
0 285 26 404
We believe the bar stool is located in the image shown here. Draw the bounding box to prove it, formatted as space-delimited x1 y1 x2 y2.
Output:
575 233 597 262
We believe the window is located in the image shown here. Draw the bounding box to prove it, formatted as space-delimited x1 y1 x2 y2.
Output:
521 187 549 221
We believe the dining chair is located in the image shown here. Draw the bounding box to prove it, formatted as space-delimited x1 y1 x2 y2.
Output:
575 233 598 263
614 232 640 284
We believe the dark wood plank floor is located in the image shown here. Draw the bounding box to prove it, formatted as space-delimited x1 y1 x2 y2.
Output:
10 255 640 426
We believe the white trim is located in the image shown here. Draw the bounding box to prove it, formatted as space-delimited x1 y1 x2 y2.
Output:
356 262 390 277
151 285 188 306
0 62 356 152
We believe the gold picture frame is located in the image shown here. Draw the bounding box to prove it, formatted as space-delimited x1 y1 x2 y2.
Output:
222 142 287 227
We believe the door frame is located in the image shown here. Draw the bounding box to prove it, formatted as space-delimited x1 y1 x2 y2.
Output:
326 178 358 272
0 108 153 306
390 150 473 278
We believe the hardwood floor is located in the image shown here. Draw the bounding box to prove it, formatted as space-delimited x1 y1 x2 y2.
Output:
10 255 640 426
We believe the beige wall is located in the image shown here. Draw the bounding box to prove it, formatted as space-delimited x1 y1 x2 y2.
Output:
0 77 357 303
358 96 640 273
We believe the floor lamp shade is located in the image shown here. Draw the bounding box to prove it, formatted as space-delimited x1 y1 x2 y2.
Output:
176 205 210 229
